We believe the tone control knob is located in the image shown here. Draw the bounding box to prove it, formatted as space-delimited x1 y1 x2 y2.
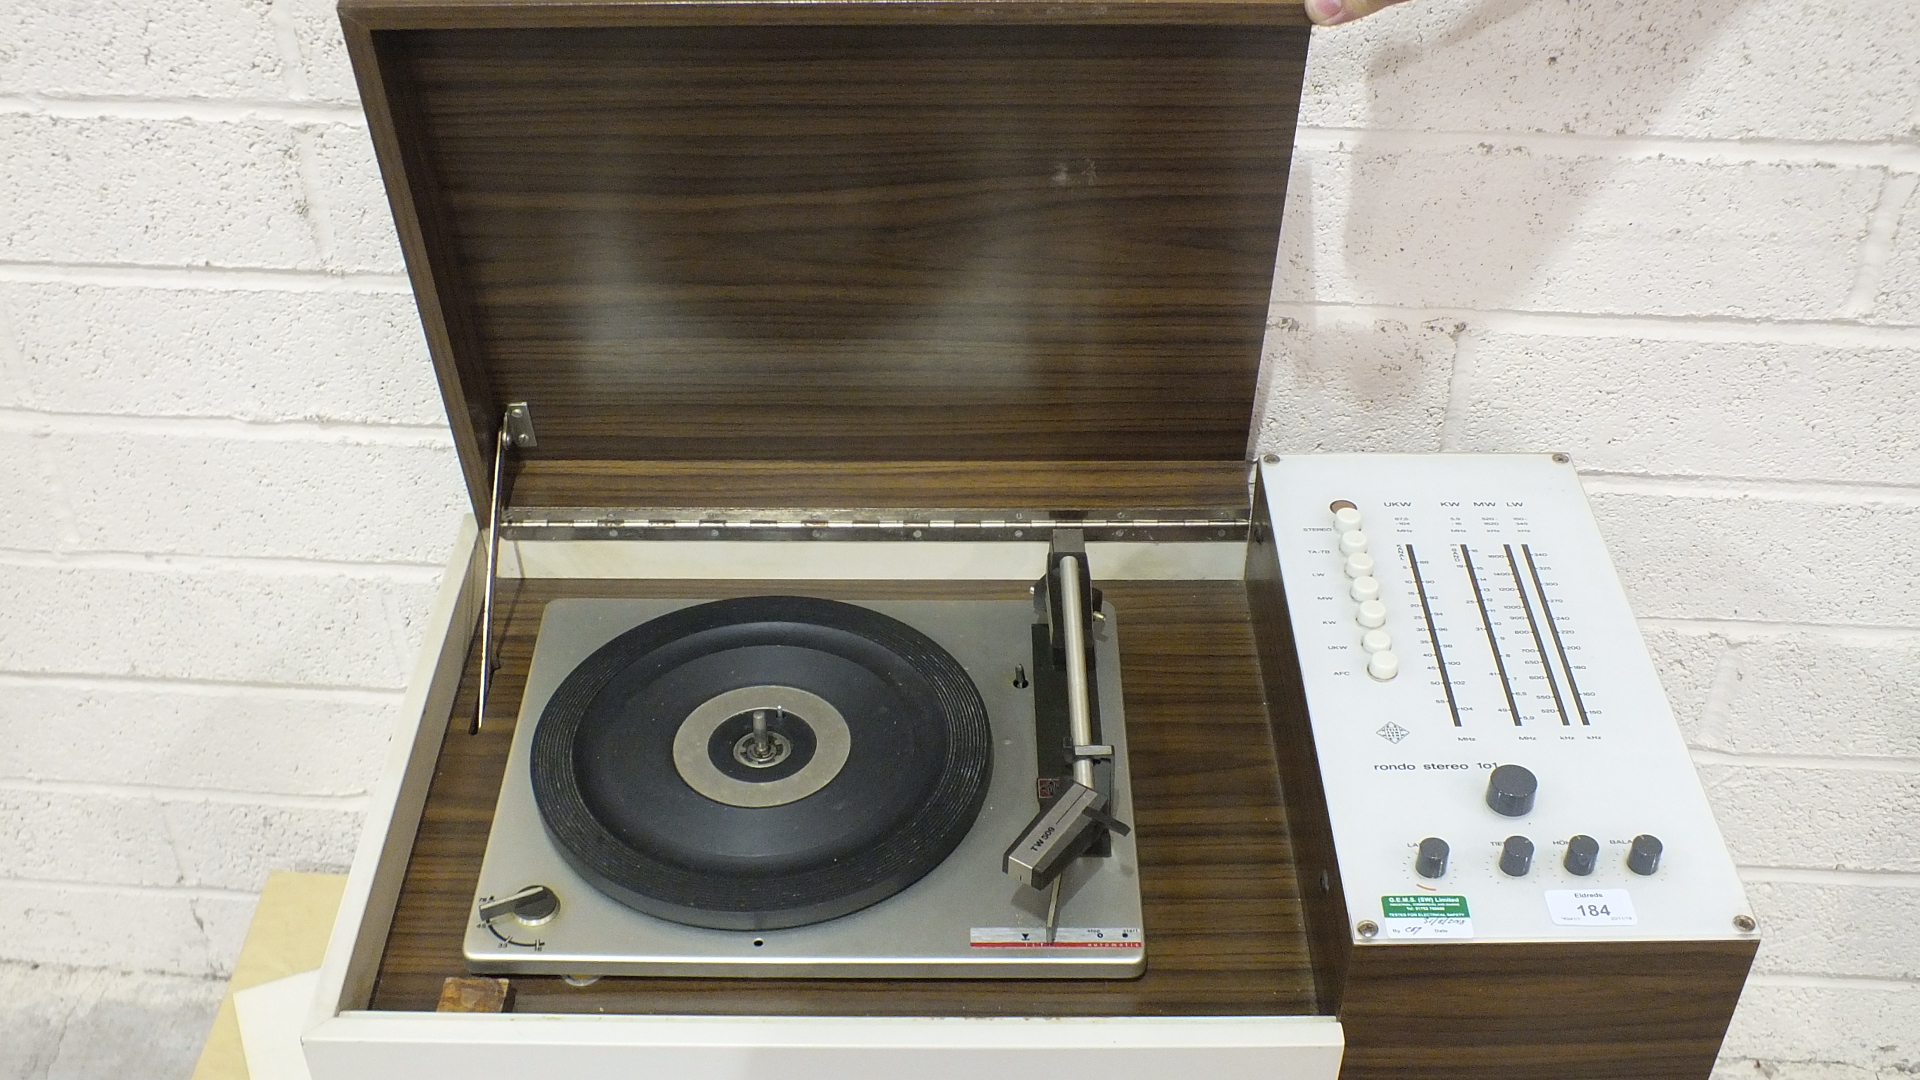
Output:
1361 629 1392 653
1332 505 1363 534
1340 530 1369 556
1628 834 1663 875
478 884 559 925
1350 576 1381 602
1367 650 1400 681
1415 837 1449 879
1563 834 1599 876
1485 764 1537 817
1356 599 1387 628
1500 835 1534 877
1345 552 1376 579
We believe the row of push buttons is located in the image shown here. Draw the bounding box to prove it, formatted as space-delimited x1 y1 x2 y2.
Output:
1331 501 1397 680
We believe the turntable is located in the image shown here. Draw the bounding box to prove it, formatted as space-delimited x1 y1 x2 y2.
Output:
465 549 1147 977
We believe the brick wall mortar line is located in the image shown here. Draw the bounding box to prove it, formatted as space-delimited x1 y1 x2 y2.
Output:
0 95 364 126
264 0 314 101
1268 303 1920 345
0 777 371 809
1579 475 1920 504
1295 126 1920 172
0 878 265 902
0 548 448 580
0 670 406 702
0 261 412 293
1638 617 1920 640
1745 973 1920 991
0 408 452 445
1842 173 1920 318
1692 749 1920 776
1740 866 1920 888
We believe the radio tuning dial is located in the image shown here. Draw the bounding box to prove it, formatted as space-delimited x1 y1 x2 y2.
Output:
1485 764 1538 817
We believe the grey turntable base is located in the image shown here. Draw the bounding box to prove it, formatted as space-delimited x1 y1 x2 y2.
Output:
467 597 1145 978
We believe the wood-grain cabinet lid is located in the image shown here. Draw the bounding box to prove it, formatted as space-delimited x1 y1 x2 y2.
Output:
341 0 1313 512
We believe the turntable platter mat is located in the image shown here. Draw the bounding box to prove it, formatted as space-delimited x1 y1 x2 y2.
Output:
529 596 992 931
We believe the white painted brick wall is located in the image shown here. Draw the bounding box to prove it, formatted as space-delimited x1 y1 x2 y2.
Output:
0 1 1914 1077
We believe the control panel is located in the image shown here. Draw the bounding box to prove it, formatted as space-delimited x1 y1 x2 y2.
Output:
1259 454 1753 945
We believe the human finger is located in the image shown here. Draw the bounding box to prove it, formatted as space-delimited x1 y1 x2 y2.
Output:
1305 0 1412 26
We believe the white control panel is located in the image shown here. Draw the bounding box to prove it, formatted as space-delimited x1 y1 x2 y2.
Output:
1260 454 1752 944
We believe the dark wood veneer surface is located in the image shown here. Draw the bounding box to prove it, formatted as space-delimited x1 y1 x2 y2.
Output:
341 13 1309 513
369 578 1317 1015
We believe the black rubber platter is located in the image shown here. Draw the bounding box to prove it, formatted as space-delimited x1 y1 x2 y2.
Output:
530 597 993 931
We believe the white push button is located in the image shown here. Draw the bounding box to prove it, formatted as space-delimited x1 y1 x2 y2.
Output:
1350 576 1381 602
1362 629 1392 653
1344 552 1376 579
1356 600 1387 628
1332 506 1363 534
1368 650 1400 680
1339 530 1369 556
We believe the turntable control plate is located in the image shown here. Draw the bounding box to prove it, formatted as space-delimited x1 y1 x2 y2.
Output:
466 597 1145 978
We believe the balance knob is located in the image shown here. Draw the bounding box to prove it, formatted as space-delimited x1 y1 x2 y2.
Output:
478 884 559 925
1500 835 1534 877
1628 834 1664 875
1563 834 1599 876
1415 837 1449 879
1485 764 1537 817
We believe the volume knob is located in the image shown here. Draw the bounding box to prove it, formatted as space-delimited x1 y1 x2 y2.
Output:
1485 764 1537 817
1415 837 1449 879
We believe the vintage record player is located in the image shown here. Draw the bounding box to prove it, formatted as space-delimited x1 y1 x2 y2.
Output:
298 1 1755 1077
466 568 1148 978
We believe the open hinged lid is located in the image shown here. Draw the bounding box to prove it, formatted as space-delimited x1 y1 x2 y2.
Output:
339 0 1313 516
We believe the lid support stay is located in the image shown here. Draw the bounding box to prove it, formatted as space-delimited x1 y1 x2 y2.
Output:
474 402 536 735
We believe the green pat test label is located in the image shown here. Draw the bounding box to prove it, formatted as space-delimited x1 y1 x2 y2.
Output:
1381 894 1470 919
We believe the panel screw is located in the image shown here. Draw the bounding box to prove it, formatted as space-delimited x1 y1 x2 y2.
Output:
1733 914 1757 933
1262 453 1280 464
1552 452 1572 464
1319 869 1331 894
1355 920 1379 939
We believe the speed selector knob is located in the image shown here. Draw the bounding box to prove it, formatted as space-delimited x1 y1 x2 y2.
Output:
479 884 559 925
1415 837 1449 879
1628 834 1664 875
1485 764 1537 817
